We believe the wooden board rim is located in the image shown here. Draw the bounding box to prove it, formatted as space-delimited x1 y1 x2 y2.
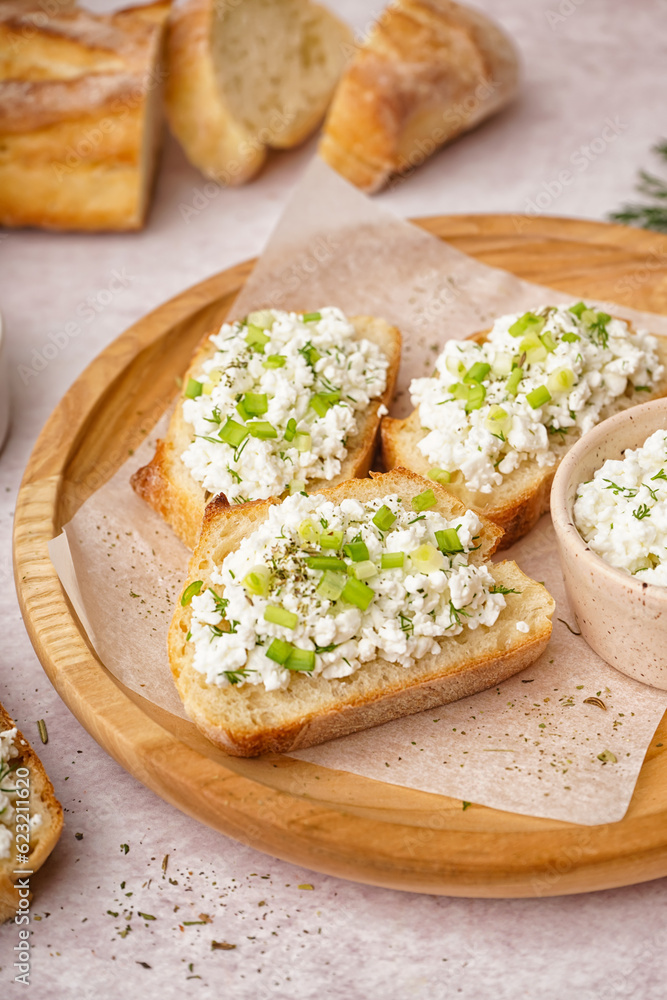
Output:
13 213 667 898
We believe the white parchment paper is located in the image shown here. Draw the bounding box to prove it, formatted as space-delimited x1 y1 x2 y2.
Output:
49 158 667 824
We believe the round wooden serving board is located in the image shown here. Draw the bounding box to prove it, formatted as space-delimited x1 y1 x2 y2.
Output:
14 215 667 898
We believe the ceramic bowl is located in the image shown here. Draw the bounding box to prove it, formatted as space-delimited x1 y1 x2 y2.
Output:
551 398 667 689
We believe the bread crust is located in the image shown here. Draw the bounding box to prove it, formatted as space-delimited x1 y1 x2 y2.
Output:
0 1 169 231
381 324 667 549
165 0 352 185
132 313 402 549
0 705 63 922
319 0 519 192
168 468 554 756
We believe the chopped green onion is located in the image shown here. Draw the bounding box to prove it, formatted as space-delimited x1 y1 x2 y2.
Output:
373 505 396 531
310 392 340 417
302 312 321 322
185 378 203 399
247 309 275 330
248 421 277 439
485 404 511 436
381 551 404 569
286 648 315 671
344 539 370 562
519 334 548 364
508 312 546 338
262 354 286 369
540 330 557 353
289 479 305 495
241 392 268 416
435 528 463 553
428 468 451 484
526 385 552 409
298 519 320 543
245 325 269 350
450 382 470 401
546 367 575 395
264 605 299 630
304 346 321 366
320 529 343 549
412 489 437 512
562 332 580 343
463 362 491 384
181 580 203 606
219 418 248 447
284 417 297 442
505 367 523 396
294 431 311 453
581 309 597 326
306 556 347 571
465 384 486 411
242 566 271 596
236 399 250 422
445 356 465 377
409 543 445 573
266 638 293 664
341 577 375 610
316 571 346 600
569 302 587 318
491 352 513 376
351 560 378 581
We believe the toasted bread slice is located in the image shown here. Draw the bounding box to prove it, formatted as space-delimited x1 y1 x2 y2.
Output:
319 0 519 193
0 706 63 922
165 0 353 185
382 327 667 550
168 468 554 757
132 313 402 549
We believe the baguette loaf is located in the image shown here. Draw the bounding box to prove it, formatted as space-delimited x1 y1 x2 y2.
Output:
319 0 519 193
381 323 667 549
0 706 63 922
165 0 353 185
0 0 169 231
132 312 402 549
168 468 554 756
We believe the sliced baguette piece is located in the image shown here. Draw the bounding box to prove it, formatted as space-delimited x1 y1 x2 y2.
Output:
319 0 519 193
168 468 555 757
382 325 667 549
132 312 402 549
0 706 63 922
0 0 169 231
165 0 353 185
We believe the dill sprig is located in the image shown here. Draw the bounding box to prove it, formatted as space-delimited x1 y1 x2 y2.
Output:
609 141 667 233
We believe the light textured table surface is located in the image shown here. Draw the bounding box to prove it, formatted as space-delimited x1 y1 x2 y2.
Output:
2 1 667 996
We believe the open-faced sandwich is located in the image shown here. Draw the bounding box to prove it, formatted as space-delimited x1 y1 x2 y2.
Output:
0 706 63 921
382 303 667 548
133 308 401 547
169 468 554 756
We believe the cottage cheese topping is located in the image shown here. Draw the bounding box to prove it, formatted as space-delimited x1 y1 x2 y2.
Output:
187 491 508 691
0 727 19 861
410 304 662 494
574 429 667 585
181 308 389 503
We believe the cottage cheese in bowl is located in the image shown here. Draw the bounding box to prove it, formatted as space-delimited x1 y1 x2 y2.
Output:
574 428 667 585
